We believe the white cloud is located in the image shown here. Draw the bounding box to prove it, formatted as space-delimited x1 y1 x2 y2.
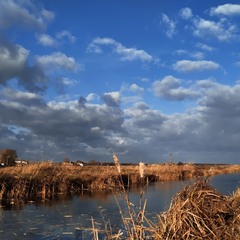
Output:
56 30 76 43
152 75 198 101
193 17 236 41
115 44 152 62
196 42 215 52
175 49 204 60
0 0 54 30
173 60 220 72
37 33 56 47
103 91 121 107
210 4 240 16
191 51 204 60
2 88 42 102
86 93 99 102
36 52 81 72
0 44 28 73
37 31 76 47
60 77 78 86
87 37 153 62
0 40 47 92
2 83 240 163
179 7 193 19
160 14 176 38
90 37 116 46
129 84 144 92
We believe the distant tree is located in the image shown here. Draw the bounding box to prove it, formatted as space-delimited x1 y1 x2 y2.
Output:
87 160 100 165
177 161 184 165
0 149 18 166
63 157 71 163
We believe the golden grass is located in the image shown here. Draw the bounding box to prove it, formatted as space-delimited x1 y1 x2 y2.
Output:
157 180 240 239
0 162 239 204
0 158 239 238
84 155 240 239
85 181 240 239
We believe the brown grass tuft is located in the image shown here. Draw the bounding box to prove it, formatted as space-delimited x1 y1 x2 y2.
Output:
157 180 240 239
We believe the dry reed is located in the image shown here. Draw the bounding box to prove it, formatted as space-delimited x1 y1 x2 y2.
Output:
89 157 240 239
157 180 240 240
0 161 239 208
139 162 145 179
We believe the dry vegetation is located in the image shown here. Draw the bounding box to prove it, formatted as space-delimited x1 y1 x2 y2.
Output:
85 156 240 239
0 162 239 204
0 158 239 239
93 180 240 239
157 180 240 239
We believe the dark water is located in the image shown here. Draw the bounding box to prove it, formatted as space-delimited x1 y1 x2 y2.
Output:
0 173 239 239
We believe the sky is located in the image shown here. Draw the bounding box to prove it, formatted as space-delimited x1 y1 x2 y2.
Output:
1 0 240 164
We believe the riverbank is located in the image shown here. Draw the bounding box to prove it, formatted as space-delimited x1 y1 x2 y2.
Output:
0 161 239 204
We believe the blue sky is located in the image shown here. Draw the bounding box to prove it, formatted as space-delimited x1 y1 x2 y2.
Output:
1 0 240 164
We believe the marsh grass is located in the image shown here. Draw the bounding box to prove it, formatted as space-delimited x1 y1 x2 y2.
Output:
0 161 239 212
86 156 240 239
88 180 240 239
87 154 158 239
157 180 240 239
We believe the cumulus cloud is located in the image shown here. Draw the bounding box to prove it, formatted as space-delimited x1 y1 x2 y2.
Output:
86 93 99 102
173 60 220 72
102 91 121 107
175 49 204 60
37 33 56 47
60 77 78 86
36 51 82 72
1 87 46 107
87 37 153 62
36 31 76 47
56 30 76 43
196 42 215 52
152 75 198 101
0 36 47 92
1 81 240 163
179 7 193 19
1 1 240 164
0 89 125 160
210 4 240 16
129 83 144 93
160 14 176 38
193 17 237 41
0 0 54 30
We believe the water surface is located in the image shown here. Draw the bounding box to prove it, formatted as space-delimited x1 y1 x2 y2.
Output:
0 173 239 239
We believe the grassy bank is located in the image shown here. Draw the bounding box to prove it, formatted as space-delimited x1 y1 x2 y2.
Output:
0 161 239 204
0 161 239 239
87 180 240 239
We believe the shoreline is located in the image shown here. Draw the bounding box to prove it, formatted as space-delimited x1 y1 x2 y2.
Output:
0 162 239 205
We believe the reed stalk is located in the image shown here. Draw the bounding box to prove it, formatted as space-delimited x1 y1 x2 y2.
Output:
139 162 145 179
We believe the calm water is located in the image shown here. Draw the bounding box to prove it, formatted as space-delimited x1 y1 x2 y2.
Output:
0 173 239 240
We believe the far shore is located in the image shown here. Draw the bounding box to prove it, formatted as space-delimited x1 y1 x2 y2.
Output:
0 162 239 205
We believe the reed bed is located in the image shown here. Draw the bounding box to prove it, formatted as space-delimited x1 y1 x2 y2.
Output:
157 180 240 240
0 161 239 205
85 155 240 239
87 182 240 239
0 158 239 238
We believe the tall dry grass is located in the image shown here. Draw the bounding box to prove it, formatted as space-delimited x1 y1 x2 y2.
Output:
84 156 240 239
157 180 240 239
0 161 239 206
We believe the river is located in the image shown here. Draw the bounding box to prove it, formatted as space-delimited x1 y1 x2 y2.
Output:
0 173 239 239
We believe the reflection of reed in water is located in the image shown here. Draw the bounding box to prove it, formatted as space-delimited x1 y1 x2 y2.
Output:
0 161 239 210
